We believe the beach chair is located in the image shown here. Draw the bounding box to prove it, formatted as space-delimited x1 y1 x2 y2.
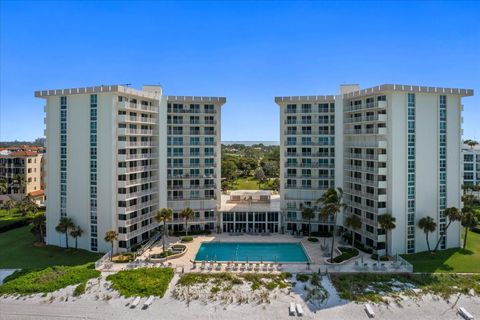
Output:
215 263 221 271
364 303 375 318
254 264 260 272
143 296 154 309
262 264 268 271
289 302 296 315
240 263 245 271
296 303 304 316
268 264 274 272
458 307 474 320
130 296 141 309
233 263 238 271
247 263 253 271
277 264 283 271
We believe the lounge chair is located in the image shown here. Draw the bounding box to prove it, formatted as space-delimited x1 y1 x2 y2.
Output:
289 302 296 315
240 263 245 271
277 264 283 271
143 296 154 309
233 263 238 271
268 264 274 272
364 303 375 318
262 264 268 271
254 264 260 272
458 307 474 320
296 303 304 316
215 263 221 271
247 264 253 271
130 296 141 309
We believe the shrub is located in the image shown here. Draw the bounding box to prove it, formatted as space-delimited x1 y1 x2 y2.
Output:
307 237 319 242
470 226 480 234
371 254 390 261
73 281 86 296
331 247 359 263
354 242 373 254
0 218 31 233
181 236 193 243
0 263 100 295
296 274 310 282
107 267 174 298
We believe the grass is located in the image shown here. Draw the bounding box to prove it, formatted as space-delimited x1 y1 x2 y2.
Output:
0 225 101 269
330 273 480 303
401 230 480 273
0 209 41 231
107 267 174 298
331 247 359 263
229 177 275 190
0 263 100 295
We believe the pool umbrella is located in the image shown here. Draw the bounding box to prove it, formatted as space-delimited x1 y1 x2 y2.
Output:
361 256 364 264
260 256 263 264
246 257 249 264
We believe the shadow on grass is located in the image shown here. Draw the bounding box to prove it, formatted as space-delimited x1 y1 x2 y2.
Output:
401 248 474 272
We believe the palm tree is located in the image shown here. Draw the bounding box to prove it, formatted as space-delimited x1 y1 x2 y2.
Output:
0 179 7 194
301 207 315 236
418 216 437 253
55 217 75 249
154 208 173 253
378 214 396 257
180 208 195 236
70 226 84 249
433 207 462 252
461 208 479 249
32 212 46 243
344 214 362 248
104 230 118 261
317 187 344 263
465 139 478 149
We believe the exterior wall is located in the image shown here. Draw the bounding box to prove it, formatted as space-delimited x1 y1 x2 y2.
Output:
462 146 480 185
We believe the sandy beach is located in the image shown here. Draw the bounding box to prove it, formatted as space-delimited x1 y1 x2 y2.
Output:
1 272 479 320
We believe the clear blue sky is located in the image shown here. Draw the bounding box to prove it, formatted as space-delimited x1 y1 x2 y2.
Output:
1 1 479 142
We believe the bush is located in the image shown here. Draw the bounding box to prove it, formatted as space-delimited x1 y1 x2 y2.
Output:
331 247 359 263
107 267 174 298
310 231 332 237
307 237 319 242
470 226 480 234
181 236 193 243
0 218 31 233
354 242 373 254
296 274 310 282
0 263 100 295
73 281 86 296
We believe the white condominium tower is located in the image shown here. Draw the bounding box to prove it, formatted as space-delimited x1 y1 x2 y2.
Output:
277 84 473 255
36 85 224 253
462 143 480 186
166 97 224 233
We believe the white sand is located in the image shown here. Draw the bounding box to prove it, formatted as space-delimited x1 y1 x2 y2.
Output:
1 273 479 320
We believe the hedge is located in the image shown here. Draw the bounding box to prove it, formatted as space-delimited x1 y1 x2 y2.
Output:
0 218 31 233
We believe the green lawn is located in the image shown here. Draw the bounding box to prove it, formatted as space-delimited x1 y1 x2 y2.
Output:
0 225 101 269
0 263 100 295
229 177 275 190
107 267 174 297
402 230 480 273
0 209 39 229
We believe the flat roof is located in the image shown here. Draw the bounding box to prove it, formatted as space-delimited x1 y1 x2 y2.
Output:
34 85 160 100
166 96 226 104
229 190 273 196
220 194 280 212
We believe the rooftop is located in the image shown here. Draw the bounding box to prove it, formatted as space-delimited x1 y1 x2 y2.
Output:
220 191 280 212
34 84 160 100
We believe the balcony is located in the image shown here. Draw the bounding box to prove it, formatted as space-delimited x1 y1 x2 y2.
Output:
344 128 387 135
119 153 157 161
344 152 387 162
118 141 156 148
118 128 156 136
118 200 157 214
118 101 158 113
344 164 387 174
118 115 156 124
344 140 387 149
344 114 387 124
117 176 157 187
344 101 387 113
117 187 159 201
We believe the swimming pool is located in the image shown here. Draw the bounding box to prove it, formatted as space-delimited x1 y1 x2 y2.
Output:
194 242 309 263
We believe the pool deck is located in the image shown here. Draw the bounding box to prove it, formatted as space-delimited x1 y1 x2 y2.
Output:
99 233 412 274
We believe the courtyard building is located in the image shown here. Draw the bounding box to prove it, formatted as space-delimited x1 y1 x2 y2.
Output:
462 143 480 186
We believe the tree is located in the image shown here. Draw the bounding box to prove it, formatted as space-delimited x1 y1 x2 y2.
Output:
154 208 173 253
418 216 437 253
464 139 479 149
433 207 462 252
254 167 267 187
55 217 75 249
221 160 238 181
2 199 16 211
301 207 315 236
16 199 38 216
0 179 7 194
31 212 46 243
344 214 362 248
317 187 344 263
270 178 280 192
70 226 84 249
262 161 279 178
180 208 195 236
378 214 396 257
104 230 118 261
461 208 479 249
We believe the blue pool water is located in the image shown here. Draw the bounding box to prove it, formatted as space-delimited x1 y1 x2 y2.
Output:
195 242 309 263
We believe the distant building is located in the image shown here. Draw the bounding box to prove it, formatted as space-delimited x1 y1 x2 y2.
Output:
0 148 44 204
462 143 480 186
